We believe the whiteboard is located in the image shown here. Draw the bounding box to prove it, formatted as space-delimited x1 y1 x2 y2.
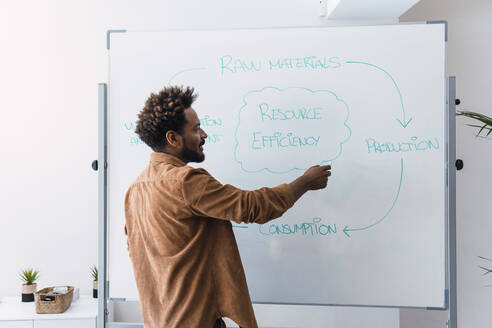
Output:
107 24 447 308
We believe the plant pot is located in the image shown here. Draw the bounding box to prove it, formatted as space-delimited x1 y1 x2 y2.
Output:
21 283 37 302
93 280 98 298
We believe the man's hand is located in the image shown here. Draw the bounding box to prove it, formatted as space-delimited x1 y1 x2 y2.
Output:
301 164 331 190
288 164 331 202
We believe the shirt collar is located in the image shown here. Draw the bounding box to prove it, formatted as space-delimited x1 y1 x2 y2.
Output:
150 152 186 167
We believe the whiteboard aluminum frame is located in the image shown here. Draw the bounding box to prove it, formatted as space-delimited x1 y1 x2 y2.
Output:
99 25 456 327
446 76 457 328
98 82 109 328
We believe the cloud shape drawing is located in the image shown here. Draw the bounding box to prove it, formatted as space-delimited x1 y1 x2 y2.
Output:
234 86 351 174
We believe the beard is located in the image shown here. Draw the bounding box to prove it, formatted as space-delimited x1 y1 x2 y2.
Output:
181 137 205 163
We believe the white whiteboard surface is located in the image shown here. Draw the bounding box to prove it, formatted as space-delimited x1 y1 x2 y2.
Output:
108 24 447 308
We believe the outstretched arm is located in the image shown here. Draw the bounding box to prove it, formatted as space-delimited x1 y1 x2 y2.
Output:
181 164 331 224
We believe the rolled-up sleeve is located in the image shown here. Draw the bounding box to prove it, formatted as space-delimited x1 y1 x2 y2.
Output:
181 168 295 224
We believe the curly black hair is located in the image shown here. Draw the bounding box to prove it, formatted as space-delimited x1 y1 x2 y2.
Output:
135 86 197 151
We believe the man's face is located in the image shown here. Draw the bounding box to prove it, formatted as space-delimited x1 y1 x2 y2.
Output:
180 107 207 163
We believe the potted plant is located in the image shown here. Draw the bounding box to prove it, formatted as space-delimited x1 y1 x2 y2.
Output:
90 265 98 298
457 110 492 278
19 268 39 302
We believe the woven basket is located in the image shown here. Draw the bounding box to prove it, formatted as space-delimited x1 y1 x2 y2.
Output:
34 286 74 314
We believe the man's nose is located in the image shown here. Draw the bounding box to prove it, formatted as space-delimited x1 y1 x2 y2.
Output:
200 129 208 139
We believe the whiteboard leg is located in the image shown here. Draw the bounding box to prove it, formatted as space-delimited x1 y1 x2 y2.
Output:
446 76 457 328
98 82 109 328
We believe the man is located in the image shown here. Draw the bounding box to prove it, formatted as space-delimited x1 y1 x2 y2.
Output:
124 86 331 328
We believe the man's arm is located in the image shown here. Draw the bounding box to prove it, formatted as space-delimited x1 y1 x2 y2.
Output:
181 164 331 224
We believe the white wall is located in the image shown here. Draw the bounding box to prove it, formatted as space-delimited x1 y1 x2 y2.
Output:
0 0 321 299
400 0 492 327
0 1 399 327
1 0 490 327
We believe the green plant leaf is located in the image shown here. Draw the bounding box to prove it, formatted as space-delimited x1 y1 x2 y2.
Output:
480 266 492 275
19 268 39 284
457 110 492 123
478 256 492 262
478 124 488 136
90 265 98 281
457 110 492 137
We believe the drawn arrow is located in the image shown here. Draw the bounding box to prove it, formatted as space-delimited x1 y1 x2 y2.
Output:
345 61 412 128
168 67 207 85
343 157 404 238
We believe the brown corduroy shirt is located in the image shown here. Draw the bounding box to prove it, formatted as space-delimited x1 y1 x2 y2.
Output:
124 152 295 328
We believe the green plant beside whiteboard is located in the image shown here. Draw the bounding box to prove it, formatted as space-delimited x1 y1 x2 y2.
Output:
456 110 492 137
457 110 492 281
479 256 492 286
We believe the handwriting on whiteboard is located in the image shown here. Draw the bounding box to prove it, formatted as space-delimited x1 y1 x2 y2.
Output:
220 55 342 75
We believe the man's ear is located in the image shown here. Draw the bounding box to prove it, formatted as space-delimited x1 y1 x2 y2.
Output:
165 130 182 148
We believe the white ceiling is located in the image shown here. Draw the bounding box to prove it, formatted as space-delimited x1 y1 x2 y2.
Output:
326 0 421 20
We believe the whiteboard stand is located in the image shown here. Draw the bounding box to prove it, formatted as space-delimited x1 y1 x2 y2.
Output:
98 81 143 328
96 77 459 328
97 82 110 328
446 76 457 328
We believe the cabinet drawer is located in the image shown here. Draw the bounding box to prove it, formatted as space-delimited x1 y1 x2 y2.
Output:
34 318 95 328
0 321 33 328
